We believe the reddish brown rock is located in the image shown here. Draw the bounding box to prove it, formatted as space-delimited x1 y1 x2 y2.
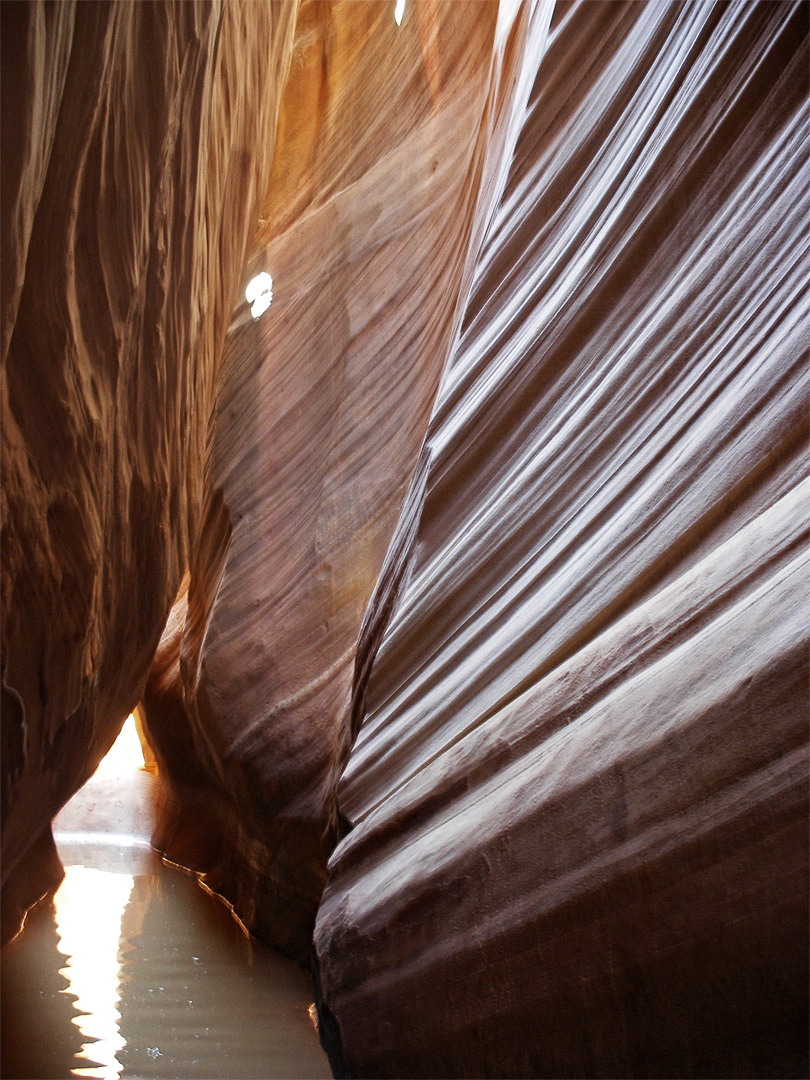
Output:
1 0 296 943
314 1 810 1075
3 1 807 1073
141 0 548 959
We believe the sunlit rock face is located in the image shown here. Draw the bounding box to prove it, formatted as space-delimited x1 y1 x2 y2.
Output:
141 0 549 959
315 2 810 1076
1 0 296 943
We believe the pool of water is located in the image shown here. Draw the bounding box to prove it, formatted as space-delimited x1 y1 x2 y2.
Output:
1 720 332 1080
2 852 331 1079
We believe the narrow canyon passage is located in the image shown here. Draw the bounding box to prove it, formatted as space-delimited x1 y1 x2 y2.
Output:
2 2 807 1076
0 718 331 1080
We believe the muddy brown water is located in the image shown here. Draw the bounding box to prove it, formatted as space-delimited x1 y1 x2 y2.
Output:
1 720 333 1080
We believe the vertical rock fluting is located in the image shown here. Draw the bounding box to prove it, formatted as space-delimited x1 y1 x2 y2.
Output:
141 0 553 959
315 2 810 1075
1 0 297 943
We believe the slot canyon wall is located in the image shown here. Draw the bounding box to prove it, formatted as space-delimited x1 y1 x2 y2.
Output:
2 0 808 1077
1 0 298 940
139 0 550 959
2 0 547 955
314 1 810 1076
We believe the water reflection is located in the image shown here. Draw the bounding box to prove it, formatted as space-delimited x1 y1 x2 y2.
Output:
54 866 134 1079
2 855 331 1080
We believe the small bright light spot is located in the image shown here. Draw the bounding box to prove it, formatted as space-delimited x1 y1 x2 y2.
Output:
246 272 273 319
394 0 406 25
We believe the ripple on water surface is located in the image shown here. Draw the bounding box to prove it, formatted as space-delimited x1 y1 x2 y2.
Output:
1 851 332 1080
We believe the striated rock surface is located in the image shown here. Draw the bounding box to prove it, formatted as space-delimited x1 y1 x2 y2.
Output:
1 0 296 942
141 0 551 958
5 2 808 1072
315 1 810 1075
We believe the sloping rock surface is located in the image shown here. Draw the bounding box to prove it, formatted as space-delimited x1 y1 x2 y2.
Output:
1 0 296 942
141 0 551 958
314 2 810 1075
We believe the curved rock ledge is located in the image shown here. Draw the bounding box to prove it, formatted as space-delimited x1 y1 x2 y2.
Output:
315 2 809 1074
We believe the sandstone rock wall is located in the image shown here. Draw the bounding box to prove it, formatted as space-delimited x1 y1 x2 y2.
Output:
141 0 553 959
1 0 296 942
3 2 808 1072
314 2 810 1074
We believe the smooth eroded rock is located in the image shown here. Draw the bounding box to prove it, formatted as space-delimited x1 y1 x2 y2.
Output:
141 0 550 958
314 2 810 1074
1 0 296 942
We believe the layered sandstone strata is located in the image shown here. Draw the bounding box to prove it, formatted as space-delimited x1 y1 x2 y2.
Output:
2 0 547 956
141 0 551 958
1 0 296 942
3 1 807 1073
314 2 810 1074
